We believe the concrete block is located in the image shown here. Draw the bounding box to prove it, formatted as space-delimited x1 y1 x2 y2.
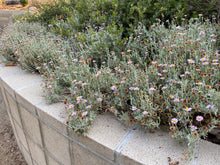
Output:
2 71 42 93
197 140 220 165
41 122 71 165
5 91 22 126
20 142 33 165
0 65 23 78
19 105 43 147
13 121 29 152
47 155 60 165
120 128 192 165
16 83 44 113
69 112 131 161
71 142 113 165
36 102 68 133
26 137 46 165
0 17 9 23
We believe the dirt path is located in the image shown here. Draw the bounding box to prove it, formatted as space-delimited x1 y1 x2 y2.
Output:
0 84 27 165
0 124 27 165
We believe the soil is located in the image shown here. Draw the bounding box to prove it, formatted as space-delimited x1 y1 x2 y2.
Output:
0 94 27 165
0 124 27 165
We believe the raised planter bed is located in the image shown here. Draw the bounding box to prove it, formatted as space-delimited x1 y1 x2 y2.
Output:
0 58 220 165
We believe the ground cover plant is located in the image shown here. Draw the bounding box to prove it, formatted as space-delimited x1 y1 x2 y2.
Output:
1 0 220 160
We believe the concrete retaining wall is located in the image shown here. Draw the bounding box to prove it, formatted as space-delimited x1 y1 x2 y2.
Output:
0 59 219 165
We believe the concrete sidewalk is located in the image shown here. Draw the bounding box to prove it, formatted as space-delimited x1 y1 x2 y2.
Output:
0 10 24 28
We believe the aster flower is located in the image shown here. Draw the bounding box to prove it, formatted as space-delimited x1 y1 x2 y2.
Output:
171 118 178 124
131 106 137 111
191 125 198 130
69 104 74 109
176 26 181 30
71 112 77 117
174 98 180 103
185 71 190 75
47 85 52 89
206 105 214 109
133 87 139 91
199 31 205 35
149 87 155 94
129 87 134 91
86 105 92 109
111 86 117 90
162 86 167 90
97 98 102 102
143 111 148 115
82 99 87 103
127 60 132 64
202 62 209 65
96 71 102 77
76 96 83 101
196 116 204 122
184 107 192 112
200 57 207 62
82 83 87 86
212 63 219 65
212 59 218 62
187 59 195 64
82 111 88 116
196 82 203 85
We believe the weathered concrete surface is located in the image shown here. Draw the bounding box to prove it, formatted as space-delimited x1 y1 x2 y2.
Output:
0 10 24 28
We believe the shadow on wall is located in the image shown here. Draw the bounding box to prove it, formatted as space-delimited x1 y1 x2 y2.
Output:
0 87 9 124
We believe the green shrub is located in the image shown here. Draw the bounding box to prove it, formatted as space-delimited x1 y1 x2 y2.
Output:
13 0 185 37
16 0 219 38
186 0 220 18
20 0 28 7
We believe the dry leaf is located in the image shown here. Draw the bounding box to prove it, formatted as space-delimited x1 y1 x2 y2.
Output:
5 62 17 66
